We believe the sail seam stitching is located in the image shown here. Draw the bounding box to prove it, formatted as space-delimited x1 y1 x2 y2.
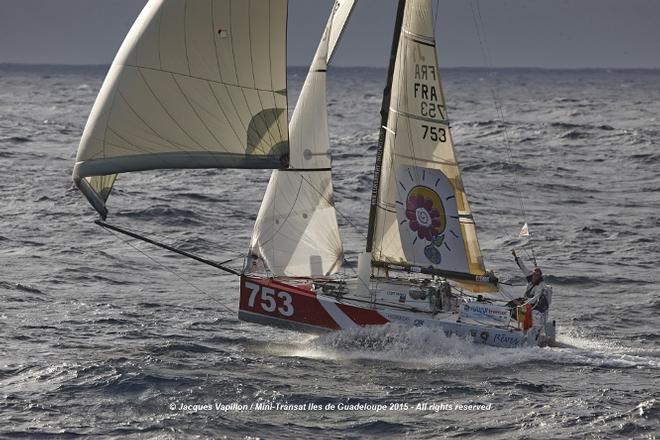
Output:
170 74 231 154
207 1 251 153
183 0 192 76
248 0 279 151
247 0 276 150
206 82 245 154
114 90 183 153
135 67 206 151
101 127 195 169
114 65 288 107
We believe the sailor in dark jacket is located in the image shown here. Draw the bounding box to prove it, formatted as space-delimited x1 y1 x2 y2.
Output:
511 249 551 313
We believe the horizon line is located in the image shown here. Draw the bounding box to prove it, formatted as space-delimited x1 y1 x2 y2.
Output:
1 62 660 71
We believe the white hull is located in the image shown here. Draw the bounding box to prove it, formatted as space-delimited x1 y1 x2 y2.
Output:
239 275 556 348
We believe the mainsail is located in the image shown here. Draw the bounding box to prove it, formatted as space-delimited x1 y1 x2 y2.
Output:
367 0 490 286
73 0 289 218
249 0 356 277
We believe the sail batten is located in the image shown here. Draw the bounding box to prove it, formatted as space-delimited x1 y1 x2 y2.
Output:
367 0 489 285
73 0 289 216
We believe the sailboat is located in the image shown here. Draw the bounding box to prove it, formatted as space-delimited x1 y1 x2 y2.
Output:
73 0 556 348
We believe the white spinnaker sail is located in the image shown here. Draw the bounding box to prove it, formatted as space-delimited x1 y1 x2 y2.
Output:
369 0 487 278
73 0 289 217
249 0 356 277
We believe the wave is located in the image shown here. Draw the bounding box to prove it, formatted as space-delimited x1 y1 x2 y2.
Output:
146 341 219 355
559 129 587 139
1 136 32 143
336 152 366 160
550 122 583 130
171 192 223 203
116 206 204 226
546 274 653 286
280 324 659 370
350 420 410 436
580 226 607 234
629 153 660 164
0 281 45 295
552 97 581 103
550 122 616 133
462 161 527 173
469 119 506 128
339 174 373 195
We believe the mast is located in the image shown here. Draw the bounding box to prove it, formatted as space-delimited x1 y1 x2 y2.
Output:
362 0 493 291
366 0 407 252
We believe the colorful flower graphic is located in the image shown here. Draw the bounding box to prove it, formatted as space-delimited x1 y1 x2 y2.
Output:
395 167 466 269
405 186 446 241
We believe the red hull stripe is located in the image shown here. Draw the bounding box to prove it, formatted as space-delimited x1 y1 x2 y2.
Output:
317 298 358 329
239 275 390 331
240 276 340 330
337 303 389 326
238 310 334 334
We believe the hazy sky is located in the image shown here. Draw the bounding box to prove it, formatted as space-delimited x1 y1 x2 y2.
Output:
0 0 659 68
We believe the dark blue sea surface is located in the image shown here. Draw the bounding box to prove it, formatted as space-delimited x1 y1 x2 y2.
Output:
0 64 658 439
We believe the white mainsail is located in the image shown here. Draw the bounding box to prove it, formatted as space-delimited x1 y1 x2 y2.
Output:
368 0 488 282
249 0 356 277
73 0 289 217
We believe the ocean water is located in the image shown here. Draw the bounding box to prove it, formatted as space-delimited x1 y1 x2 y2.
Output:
0 64 658 439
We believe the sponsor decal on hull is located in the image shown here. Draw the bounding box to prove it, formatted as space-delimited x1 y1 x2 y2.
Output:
459 302 511 325
492 333 523 347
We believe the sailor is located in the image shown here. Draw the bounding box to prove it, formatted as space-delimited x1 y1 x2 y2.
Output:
511 249 550 313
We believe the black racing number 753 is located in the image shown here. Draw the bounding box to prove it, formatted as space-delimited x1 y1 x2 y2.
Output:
422 124 446 142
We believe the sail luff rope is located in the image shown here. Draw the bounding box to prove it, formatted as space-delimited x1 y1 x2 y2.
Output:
369 0 408 302
365 0 407 253
370 1 412 263
469 0 538 265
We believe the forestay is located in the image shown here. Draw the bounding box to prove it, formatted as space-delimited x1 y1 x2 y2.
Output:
249 0 356 277
369 0 488 282
73 0 289 218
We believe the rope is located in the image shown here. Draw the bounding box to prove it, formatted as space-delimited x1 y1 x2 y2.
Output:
468 0 538 265
104 218 245 263
99 225 239 315
299 174 368 239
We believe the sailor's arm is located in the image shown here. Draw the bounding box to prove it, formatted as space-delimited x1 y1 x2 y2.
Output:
512 249 532 280
524 283 551 312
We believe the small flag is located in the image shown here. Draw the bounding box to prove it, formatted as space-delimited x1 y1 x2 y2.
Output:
519 222 529 237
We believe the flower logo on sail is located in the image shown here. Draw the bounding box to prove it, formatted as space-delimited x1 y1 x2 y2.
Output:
405 186 446 241
396 167 467 268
